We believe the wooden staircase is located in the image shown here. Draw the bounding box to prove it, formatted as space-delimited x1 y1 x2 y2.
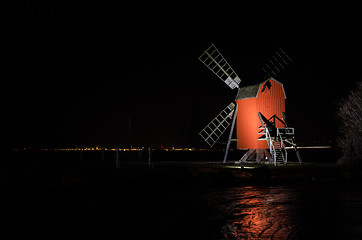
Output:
257 112 303 166
271 137 285 164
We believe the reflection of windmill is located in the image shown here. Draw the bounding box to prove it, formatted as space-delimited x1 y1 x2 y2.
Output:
198 44 302 165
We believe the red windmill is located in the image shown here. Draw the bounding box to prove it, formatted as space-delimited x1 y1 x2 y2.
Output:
198 44 302 165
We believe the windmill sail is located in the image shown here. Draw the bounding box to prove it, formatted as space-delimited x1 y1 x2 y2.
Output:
199 103 236 147
262 48 292 78
198 44 241 89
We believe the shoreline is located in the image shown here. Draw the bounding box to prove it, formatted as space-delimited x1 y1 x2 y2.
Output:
1 158 361 188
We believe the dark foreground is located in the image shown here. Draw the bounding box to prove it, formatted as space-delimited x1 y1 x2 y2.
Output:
2 150 362 239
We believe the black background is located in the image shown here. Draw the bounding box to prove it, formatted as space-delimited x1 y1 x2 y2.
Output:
2 2 362 148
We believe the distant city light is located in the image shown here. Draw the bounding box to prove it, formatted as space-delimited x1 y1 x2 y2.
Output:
12 145 332 152
16 147 214 152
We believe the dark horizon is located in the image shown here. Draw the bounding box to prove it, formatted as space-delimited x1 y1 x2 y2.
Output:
2 2 362 149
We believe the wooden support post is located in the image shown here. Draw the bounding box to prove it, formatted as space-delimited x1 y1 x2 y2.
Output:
223 103 238 164
148 147 152 168
116 148 120 168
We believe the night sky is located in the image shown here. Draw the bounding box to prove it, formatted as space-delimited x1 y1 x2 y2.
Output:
2 2 362 148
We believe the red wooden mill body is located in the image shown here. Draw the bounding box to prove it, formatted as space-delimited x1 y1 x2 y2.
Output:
235 78 286 150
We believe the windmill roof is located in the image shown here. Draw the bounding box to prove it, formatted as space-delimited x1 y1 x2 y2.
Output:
235 83 261 100
235 78 286 100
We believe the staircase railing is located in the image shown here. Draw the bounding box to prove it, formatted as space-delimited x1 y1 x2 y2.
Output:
277 128 287 164
259 125 276 165
258 112 276 165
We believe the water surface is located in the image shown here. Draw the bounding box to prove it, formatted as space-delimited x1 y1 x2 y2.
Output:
215 184 362 239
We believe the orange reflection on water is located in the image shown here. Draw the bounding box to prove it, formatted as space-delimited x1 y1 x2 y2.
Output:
222 186 298 240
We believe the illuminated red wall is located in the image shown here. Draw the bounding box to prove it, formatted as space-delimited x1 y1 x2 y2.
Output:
236 79 285 149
